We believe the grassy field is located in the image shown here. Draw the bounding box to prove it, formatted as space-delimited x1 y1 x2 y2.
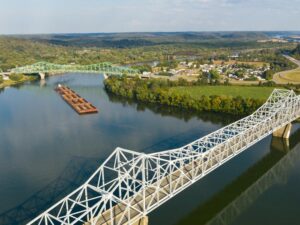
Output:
279 68 300 82
169 86 278 100
273 68 300 84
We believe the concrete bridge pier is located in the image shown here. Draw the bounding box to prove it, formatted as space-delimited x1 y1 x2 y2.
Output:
271 136 290 152
273 123 292 139
103 74 108 80
39 73 46 80
133 216 149 225
40 79 46 87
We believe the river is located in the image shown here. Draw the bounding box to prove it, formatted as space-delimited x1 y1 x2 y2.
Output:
0 73 299 225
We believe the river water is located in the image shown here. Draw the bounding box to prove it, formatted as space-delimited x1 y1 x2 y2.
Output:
0 74 299 225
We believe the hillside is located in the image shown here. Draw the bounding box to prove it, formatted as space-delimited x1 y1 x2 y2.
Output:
0 32 296 72
0 37 76 70
0 37 164 70
14 32 270 48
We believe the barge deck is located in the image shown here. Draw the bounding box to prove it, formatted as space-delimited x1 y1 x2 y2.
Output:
55 85 98 115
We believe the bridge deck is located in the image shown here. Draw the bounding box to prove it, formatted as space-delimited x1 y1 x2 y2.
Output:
91 118 277 225
56 85 98 115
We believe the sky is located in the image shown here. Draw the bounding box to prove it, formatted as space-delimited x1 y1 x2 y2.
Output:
0 0 300 34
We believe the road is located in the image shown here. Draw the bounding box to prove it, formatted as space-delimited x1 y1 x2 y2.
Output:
283 54 300 67
273 55 300 84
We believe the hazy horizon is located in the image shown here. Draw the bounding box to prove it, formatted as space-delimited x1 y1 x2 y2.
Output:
1 0 300 35
2 31 300 36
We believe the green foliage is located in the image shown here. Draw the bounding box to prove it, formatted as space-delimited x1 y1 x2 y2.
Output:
201 70 220 83
262 54 297 80
104 77 266 115
244 76 258 81
158 72 173 76
234 69 245 78
210 69 220 80
132 64 152 73
263 70 274 80
157 60 178 69
0 34 296 74
0 75 3 84
259 80 276 87
292 44 300 59
9 73 24 81
237 63 256 69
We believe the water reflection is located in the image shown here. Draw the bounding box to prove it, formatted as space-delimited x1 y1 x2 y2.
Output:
107 93 240 126
0 156 101 225
1 74 299 225
176 127 300 225
0 74 237 224
2 127 299 225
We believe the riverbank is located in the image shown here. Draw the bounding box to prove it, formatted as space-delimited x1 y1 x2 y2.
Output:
0 76 37 89
104 77 272 116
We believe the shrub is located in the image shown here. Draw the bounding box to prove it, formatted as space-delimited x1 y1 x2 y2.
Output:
9 73 24 81
0 75 3 84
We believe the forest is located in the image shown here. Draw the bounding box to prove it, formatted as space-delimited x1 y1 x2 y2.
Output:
104 77 266 115
0 32 297 72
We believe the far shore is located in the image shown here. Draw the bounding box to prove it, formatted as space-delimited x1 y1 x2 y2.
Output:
0 76 37 89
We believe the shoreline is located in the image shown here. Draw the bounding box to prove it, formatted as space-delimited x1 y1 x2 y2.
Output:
0 76 38 89
104 77 266 116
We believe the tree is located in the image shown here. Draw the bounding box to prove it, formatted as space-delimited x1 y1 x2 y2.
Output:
234 70 245 78
0 75 3 84
263 70 274 80
209 69 220 80
9 73 24 81
132 64 152 73
292 44 300 55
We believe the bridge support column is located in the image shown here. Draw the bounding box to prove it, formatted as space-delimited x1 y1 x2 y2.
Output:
271 136 290 152
39 73 46 80
132 216 149 225
103 74 108 80
273 123 292 139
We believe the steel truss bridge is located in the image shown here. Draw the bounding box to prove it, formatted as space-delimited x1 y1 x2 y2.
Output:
11 62 139 76
206 137 300 225
28 89 300 225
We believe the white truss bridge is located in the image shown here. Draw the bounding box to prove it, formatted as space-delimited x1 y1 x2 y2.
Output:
28 89 300 225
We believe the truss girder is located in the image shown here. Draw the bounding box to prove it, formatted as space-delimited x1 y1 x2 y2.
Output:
27 89 300 225
11 62 139 76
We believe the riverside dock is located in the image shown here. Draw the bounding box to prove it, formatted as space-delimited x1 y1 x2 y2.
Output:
55 85 98 114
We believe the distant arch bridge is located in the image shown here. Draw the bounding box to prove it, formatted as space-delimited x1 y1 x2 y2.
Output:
10 62 139 79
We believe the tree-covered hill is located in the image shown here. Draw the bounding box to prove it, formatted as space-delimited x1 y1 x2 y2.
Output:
0 37 74 70
14 32 271 48
0 37 167 70
0 33 297 72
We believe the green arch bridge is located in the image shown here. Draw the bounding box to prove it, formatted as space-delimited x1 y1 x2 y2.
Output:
11 62 139 79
